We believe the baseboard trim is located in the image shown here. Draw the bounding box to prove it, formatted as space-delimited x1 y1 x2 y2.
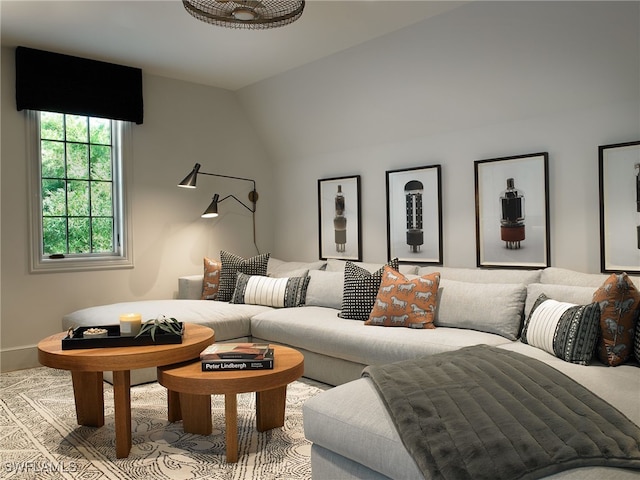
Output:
1 344 40 372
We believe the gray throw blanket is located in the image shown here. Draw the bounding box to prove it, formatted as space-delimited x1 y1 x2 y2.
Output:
362 345 640 480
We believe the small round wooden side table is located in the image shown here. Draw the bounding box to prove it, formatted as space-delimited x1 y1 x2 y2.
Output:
157 344 304 463
37 323 215 458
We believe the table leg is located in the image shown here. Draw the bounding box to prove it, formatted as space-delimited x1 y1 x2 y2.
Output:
179 393 212 435
71 371 104 427
167 389 182 422
112 370 132 459
256 385 287 431
225 393 238 463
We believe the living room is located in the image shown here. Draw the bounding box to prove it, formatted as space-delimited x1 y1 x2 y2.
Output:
2 2 640 478
1 1 638 378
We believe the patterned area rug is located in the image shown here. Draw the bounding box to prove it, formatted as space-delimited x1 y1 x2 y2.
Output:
0 367 329 479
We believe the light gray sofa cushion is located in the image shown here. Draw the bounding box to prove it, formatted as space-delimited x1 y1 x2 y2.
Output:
500 343 640 424
435 279 527 340
541 267 640 289
62 299 272 342
326 258 418 275
250 306 512 367
178 274 205 300
267 257 326 277
304 377 424 480
304 270 344 309
305 342 640 480
311 445 394 480
524 283 597 317
418 266 541 284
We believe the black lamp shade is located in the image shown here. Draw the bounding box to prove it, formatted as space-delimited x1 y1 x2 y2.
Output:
201 194 220 218
178 163 201 188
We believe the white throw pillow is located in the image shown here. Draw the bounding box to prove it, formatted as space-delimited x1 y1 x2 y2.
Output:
524 283 596 317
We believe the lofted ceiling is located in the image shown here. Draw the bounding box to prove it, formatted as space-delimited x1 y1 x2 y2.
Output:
0 0 468 91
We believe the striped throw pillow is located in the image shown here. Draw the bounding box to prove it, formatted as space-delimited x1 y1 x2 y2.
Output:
521 294 601 365
231 272 310 308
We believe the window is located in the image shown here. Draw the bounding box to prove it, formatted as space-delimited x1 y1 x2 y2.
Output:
28 111 133 272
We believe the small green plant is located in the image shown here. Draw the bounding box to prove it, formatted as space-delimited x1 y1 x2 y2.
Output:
135 315 182 341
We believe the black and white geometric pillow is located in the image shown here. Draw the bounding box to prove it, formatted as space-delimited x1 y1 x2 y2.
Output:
217 250 270 302
521 293 601 365
338 258 399 321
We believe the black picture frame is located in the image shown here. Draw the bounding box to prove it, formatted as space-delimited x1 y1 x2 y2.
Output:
318 175 362 261
599 140 640 274
386 165 443 265
474 152 550 269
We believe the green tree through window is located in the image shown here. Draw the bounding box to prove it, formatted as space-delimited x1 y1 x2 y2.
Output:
40 112 115 255
28 110 132 273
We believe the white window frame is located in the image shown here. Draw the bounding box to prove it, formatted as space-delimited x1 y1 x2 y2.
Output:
27 110 134 273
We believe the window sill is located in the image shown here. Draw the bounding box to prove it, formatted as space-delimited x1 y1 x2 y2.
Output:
30 255 134 274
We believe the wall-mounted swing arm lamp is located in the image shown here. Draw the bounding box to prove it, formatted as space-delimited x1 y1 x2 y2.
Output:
178 163 259 208
201 193 257 218
178 163 259 251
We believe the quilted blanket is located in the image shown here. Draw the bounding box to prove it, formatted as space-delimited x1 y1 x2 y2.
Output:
362 345 640 480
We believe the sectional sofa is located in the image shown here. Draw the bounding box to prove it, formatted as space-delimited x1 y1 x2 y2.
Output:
61 256 640 479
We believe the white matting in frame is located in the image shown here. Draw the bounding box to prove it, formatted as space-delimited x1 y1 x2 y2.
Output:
475 152 549 268
317 175 362 261
386 165 442 264
599 140 640 274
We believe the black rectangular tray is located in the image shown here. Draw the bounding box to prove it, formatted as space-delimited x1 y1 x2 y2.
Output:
61 323 184 350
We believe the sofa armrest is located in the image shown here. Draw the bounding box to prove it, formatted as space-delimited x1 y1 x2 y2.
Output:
178 275 204 300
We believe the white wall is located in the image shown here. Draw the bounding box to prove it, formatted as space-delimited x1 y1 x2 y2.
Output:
0 49 275 370
238 1 640 270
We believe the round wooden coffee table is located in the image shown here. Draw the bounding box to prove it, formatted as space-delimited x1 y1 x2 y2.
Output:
37 323 214 458
157 344 304 463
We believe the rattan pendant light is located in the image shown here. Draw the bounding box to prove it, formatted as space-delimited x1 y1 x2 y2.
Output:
182 0 305 29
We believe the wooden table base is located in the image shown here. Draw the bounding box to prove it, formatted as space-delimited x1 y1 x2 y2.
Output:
37 324 215 459
113 370 132 458
157 345 304 463
70 369 134 458
71 371 104 427
166 386 287 463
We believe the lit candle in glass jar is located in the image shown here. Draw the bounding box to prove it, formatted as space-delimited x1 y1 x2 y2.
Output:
119 313 142 336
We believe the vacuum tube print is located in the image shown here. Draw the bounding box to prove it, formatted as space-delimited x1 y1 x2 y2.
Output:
386 165 442 265
404 180 424 253
499 178 525 249
599 141 640 273
334 185 347 252
474 152 549 268
318 175 361 261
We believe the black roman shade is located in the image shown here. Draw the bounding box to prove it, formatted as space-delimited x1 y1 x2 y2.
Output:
15 46 143 124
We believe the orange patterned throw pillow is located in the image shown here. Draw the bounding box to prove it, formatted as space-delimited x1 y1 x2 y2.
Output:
201 257 221 300
365 266 440 329
592 273 640 366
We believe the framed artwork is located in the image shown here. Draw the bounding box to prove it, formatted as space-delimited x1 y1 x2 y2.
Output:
386 165 443 264
318 175 362 261
599 140 640 274
474 152 550 269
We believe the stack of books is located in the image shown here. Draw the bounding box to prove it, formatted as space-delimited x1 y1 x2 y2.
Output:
200 343 274 371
